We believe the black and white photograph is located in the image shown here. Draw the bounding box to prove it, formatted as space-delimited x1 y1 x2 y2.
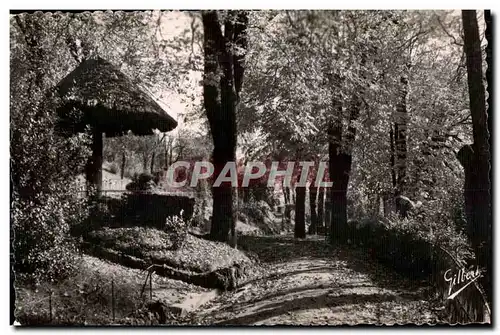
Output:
8 7 493 327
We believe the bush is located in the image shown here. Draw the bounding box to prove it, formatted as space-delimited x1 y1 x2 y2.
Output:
107 193 195 229
164 211 190 250
107 162 119 175
347 209 473 281
126 172 156 191
11 87 92 283
12 185 90 283
87 227 173 257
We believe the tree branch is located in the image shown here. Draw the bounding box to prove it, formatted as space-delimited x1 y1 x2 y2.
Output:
232 11 248 98
437 16 464 47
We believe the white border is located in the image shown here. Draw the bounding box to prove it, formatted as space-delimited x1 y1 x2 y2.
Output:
2 2 499 334
3 1 500 10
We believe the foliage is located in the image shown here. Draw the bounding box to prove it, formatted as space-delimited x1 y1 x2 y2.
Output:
238 10 474 256
191 179 211 230
10 75 91 284
10 10 198 283
11 10 489 323
88 227 174 255
164 210 190 250
104 161 119 174
126 172 157 191
347 208 473 280
10 87 91 283
11 18 92 282
86 227 251 273
239 200 282 235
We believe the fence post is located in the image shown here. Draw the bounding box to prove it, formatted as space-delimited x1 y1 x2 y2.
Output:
111 277 115 322
48 291 52 324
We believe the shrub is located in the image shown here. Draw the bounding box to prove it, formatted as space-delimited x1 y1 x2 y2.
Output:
11 86 92 283
347 208 473 281
164 210 190 250
12 185 90 284
126 172 156 191
107 162 119 175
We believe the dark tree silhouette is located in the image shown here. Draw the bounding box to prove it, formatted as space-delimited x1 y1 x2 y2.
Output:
308 175 318 234
202 10 249 244
459 9 491 302
317 186 325 231
294 185 306 238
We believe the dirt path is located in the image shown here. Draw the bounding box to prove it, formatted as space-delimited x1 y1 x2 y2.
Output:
191 235 443 325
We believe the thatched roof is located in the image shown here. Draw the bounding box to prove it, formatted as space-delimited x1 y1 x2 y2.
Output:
55 56 177 137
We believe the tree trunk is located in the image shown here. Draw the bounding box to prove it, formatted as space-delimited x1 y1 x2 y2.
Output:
389 125 397 189
241 187 248 203
294 186 306 238
394 70 410 216
167 142 170 170
317 186 325 229
285 186 291 204
120 151 126 180
286 187 292 225
328 117 350 244
283 180 289 205
150 151 156 174
460 9 492 303
142 155 148 173
324 182 332 237
327 57 364 244
328 96 358 243
308 177 318 234
86 127 103 197
166 139 173 168
202 11 248 244
230 187 238 248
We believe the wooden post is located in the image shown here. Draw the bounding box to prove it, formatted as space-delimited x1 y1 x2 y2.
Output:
111 278 115 322
48 291 52 324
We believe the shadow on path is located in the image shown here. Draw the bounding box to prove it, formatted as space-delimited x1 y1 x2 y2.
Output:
246 282 377 305
193 234 439 325
217 292 401 325
239 234 430 294
238 235 334 263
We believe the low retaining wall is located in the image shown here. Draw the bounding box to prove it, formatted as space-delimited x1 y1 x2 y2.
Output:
98 192 195 229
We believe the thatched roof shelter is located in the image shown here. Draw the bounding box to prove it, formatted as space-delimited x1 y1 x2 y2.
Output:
54 56 178 194
56 56 177 136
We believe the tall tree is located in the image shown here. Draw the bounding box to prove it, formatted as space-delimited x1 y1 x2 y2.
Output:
202 11 249 244
459 10 491 301
317 186 325 231
394 65 410 216
294 185 307 238
308 174 318 234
